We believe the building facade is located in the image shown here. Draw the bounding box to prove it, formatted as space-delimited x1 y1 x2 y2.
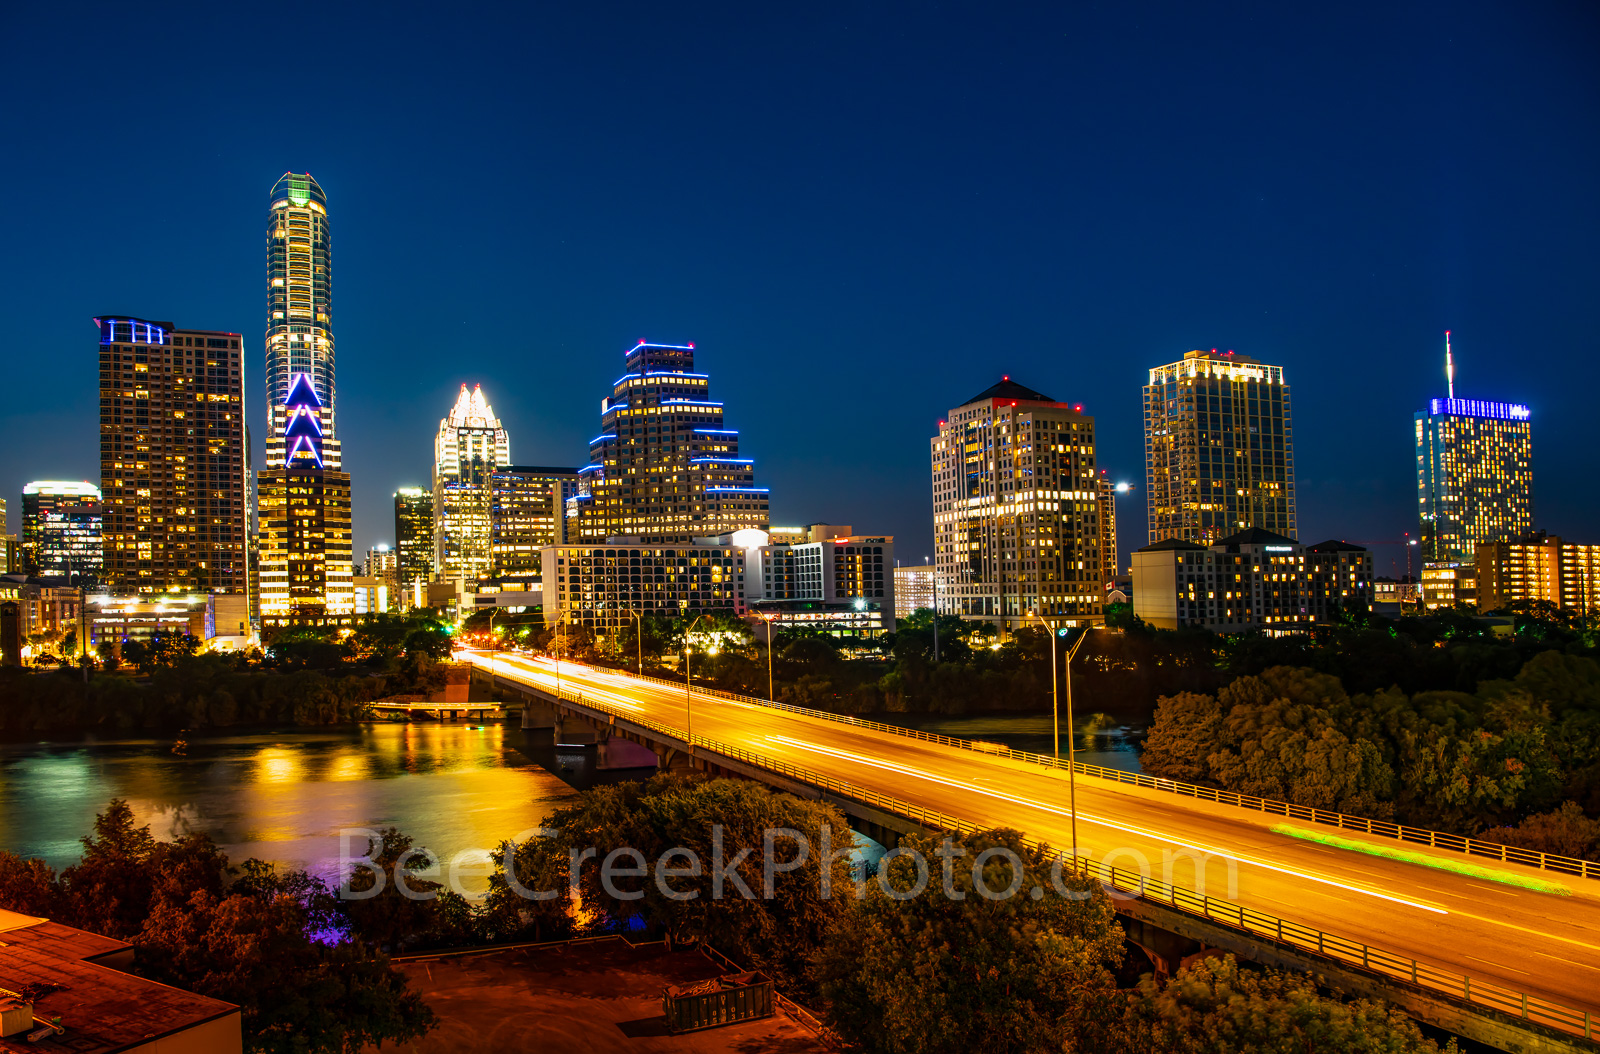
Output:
1419 560 1478 611
264 173 339 469
1416 398 1532 561
492 466 578 575
1095 469 1118 592
570 341 768 545
434 384 510 581
1143 349 1296 546
21 482 103 579
747 526 895 636
1476 534 1600 616
96 315 249 598
541 541 748 634
894 564 935 618
931 378 1103 632
255 375 354 628
1131 528 1371 634
393 487 433 607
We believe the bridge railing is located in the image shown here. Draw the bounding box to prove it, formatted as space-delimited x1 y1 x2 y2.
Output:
522 670 1596 1044
543 659 1600 883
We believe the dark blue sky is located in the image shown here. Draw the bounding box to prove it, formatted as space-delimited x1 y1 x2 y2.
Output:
4 2 1596 579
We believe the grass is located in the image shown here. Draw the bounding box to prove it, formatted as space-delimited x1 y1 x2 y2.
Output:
1269 823 1573 896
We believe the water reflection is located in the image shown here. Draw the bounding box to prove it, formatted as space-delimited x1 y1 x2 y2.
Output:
0 724 578 898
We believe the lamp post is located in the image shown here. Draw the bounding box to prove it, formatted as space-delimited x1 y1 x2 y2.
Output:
684 613 706 756
624 607 644 676
756 612 775 700
1030 610 1096 865
554 617 564 702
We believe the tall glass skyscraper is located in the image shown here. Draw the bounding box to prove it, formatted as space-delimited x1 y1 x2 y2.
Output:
434 384 510 580
265 173 337 468
1143 349 1296 545
571 341 768 544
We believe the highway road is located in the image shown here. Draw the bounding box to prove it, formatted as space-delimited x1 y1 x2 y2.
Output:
464 650 1600 1015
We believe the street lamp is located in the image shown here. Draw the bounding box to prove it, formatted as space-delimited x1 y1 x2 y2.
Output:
1029 609 1097 865
684 613 706 756
755 611 776 700
623 607 644 676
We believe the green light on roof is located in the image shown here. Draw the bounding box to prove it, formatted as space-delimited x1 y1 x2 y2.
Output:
287 179 310 206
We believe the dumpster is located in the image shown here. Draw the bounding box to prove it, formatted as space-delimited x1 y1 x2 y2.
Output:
662 971 774 1033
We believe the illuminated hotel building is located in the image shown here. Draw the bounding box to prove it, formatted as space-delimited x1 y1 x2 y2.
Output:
893 564 935 618
1143 349 1295 546
492 467 578 575
1094 469 1119 591
95 315 249 597
393 487 433 605
1416 399 1532 562
931 378 1103 632
255 375 353 627
21 481 103 579
1476 534 1599 616
434 384 510 580
264 173 338 469
748 525 896 636
570 341 769 545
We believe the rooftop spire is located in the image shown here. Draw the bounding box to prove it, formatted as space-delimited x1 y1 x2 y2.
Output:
1445 330 1455 400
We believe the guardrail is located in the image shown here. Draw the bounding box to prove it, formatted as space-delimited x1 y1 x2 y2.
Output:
509 665 1597 1044
548 659 1600 883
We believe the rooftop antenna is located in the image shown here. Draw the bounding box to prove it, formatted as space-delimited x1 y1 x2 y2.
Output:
1445 330 1455 400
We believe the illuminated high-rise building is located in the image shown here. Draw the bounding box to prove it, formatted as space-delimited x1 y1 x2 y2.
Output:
1094 470 1118 591
571 341 768 544
1143 349 1295 545
264 173 338 469
394 487 433 604
434 384 510 580
492 467 578 575
1416 335 1532 561
256 375 353 628
931 378 1102 631
21 482 103 579
95 315 249 597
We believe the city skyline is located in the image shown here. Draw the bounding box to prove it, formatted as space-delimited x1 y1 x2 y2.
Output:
4 5 1596 586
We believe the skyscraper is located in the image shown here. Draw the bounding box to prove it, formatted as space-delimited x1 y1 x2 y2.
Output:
264 173 338 469
931 378 1103 631
21 482 103 579
96 315 249 596
1094 469 1118 591
571 341 768 544
434 384 510 580
393 487 433 606
492 467 578 575
1416 336 1532 561
1143 349 1296 545
255 375 353 627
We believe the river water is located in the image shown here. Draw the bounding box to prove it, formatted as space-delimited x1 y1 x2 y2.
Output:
0 712 1142 893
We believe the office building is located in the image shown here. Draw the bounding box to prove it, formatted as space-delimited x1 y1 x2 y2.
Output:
1131 528 1371 634
541 541 748 634
264 173 339 469
394 487 433 606
21 482 103 579
931 378 1103 632
1419 561 1477 611
1095 469 1119 591
570 341 769 544
894 564 936 618
1477 534 1600 616
1415 340 1532 561
96 315 249 598
365 543 397 582
492 466 579 575
256 375 354 628
434 383 510 581
1143 349 1296 546
747 525 895 637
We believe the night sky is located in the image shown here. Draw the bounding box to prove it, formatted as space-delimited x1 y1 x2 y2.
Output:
4 3 1596 580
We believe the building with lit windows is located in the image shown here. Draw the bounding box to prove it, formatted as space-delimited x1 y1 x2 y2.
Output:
1415 387 1532 562
492 466 579 575
1419 561 1477 610
1144 349 1295 546
21 482 103 579
570 341 768 545
264 173 339 470
393 487 432 606
256 375 353 628
931 378 1103 633
433 384 510 581
1094 470 1119 592
746 525 895 636
894 564 935 618
541 541 747 635
96 315 249 598
1477 534 1600 616
1132 528 1370 634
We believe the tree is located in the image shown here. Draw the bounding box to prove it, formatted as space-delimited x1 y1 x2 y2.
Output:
121 631 201 673
1106 955 1456 1053
813 828 1124 1054
1480 801 1600 861
0 851 59 916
